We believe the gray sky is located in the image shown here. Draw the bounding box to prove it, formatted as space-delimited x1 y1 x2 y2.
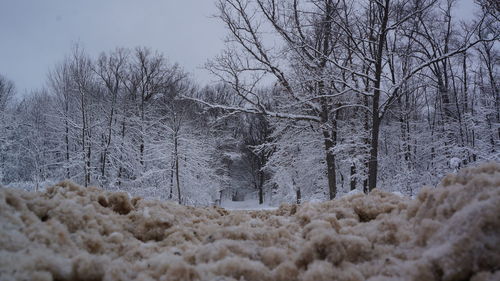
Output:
0 0 225 95
0 0 476 97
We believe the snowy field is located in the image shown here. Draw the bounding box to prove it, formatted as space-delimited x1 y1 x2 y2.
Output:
0 163 499 281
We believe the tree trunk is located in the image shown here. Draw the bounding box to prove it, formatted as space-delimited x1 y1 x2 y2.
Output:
86 141 91 186
101 99 115 181
484 47 499 139
169 159 174 200
81 96 89 187
350 164 356 191
174 132 181 204
258 171 264 204
320 104 337 200
140 95 145 168
368 114 380 192
65 109 70 179
117 118 126 186
367 0 389 192
323 129 337 199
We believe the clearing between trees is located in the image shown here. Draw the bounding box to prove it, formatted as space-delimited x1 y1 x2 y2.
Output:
0 163 499 281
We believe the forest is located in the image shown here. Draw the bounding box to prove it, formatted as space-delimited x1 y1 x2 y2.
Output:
0 0 498 206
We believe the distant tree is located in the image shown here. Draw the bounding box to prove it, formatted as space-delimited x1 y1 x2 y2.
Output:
0 75 16 183
93 48 129 185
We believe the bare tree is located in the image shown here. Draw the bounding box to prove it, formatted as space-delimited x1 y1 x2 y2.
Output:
94 48 129 184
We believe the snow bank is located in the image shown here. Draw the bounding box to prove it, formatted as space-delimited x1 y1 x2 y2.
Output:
0 163 499 281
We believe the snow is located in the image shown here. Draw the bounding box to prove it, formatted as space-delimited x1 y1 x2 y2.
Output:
341 188 362 197
0 163 499 281
449 157 461 169
221 199 278 211
391 191 405 197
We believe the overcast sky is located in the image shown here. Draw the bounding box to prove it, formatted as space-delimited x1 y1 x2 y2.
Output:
0 0 476 97
0 0 226 96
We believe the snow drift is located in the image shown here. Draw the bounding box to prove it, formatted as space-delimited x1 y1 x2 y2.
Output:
0 163 499 281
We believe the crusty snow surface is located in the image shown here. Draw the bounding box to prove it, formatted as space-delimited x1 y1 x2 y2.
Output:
0 163 499 281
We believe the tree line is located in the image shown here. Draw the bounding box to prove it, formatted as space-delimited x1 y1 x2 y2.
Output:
0 0 498 205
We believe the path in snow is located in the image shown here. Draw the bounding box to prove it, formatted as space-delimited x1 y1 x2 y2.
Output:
221 199 278 211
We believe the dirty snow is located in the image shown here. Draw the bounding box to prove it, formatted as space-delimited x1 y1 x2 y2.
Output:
0 163 499 281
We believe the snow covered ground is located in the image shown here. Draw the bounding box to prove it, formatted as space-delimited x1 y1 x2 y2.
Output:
0 163 499 281
221 199 278 211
